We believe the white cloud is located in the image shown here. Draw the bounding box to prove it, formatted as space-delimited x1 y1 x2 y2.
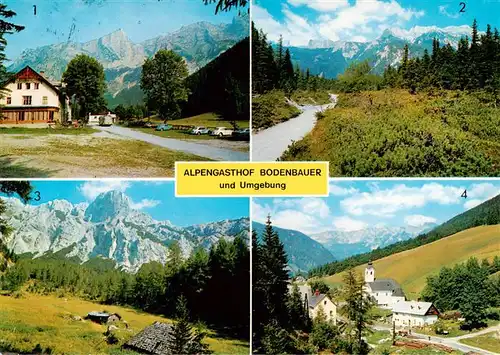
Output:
288 0 350 12
273 197 330 218
78 181 161 210
463 183 500 210
130 199 161 210
404 214 437 227
252 198 332 235
79 181 130 200
341 183 463 217
329 183 359 196
254 0 425 44
332 216 368 232
438 5 459 19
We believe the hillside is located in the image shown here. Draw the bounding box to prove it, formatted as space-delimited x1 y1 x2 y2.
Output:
280 89 500 176
0 294 247 354
322 225 500 299
252 222 335 273
183 37 249 122
309 192 500 278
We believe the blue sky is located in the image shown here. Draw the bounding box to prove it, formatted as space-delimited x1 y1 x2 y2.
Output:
253 0 500 46
253 180 500 236
4 0 241 60
2 180 249 227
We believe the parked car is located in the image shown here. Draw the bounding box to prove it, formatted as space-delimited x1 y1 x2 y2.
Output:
232 128 250 140
144 122 154 128
210 127 234 137
156 124 172 131
191 126 210 135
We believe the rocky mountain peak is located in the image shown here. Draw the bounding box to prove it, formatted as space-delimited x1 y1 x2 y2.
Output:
84 190 131 223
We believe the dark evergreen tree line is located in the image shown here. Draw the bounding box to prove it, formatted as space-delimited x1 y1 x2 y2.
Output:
0 237 249 336
252 24 335 95
384 19 500 96
422 257 500 329
309 194 500 278
183 37 250 124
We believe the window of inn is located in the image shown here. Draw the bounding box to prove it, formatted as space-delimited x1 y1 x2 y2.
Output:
26 83 31 89
7 97 11 104
324 301 327 305
35 83 39 89
17 83 22 89
23 96 32 105
42 96 48 105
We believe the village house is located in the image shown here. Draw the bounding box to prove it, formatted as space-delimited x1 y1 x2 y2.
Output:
364 261 406 309
392 301 440 327
85 311 121 324
290 284 337 324
123 321 173 354
0 66 71 125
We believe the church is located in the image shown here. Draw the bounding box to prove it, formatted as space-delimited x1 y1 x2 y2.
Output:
0 66 71 125
363 261 406 309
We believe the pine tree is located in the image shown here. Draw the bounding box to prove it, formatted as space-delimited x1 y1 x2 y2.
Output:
340 269 374 355
167 295 195 354
260 215 290 327
0 4 24 99
287 283 306 329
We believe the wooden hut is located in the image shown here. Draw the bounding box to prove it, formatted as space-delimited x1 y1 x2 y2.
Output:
123 321 173 354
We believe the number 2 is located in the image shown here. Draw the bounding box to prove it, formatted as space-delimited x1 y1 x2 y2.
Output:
459 2 466 13
461 190 467 199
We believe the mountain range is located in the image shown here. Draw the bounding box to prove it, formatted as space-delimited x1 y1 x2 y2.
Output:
252 222 335 274
253 220 436 272
8 16 249 106
286 26 475 78
311 223 437 260
1 191 249 272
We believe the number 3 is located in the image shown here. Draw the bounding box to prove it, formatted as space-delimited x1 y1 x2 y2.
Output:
33 191 41 201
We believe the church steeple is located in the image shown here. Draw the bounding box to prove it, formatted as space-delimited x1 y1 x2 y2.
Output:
365 261 375 283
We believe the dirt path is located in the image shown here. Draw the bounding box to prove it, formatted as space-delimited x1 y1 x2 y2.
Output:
98 126 248 161
252 94 337 161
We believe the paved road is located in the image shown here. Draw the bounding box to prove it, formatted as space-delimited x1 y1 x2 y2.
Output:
252 94 338 161
96 125 248 161
373 324 500 354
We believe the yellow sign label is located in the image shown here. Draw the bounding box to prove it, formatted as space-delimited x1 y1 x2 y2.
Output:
175 162 329 197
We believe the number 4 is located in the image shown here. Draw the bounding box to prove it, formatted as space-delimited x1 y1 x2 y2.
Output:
461 190 467 199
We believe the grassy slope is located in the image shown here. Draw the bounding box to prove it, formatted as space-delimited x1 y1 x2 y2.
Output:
252 91 301 129
0 294 248 354
460 332 500 353
280 89 500 177
146 112 249 129
322 225 500 299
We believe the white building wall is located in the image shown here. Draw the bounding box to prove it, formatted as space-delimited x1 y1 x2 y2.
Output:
311 299 337 325
393 313 438 327
0 80 59 107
